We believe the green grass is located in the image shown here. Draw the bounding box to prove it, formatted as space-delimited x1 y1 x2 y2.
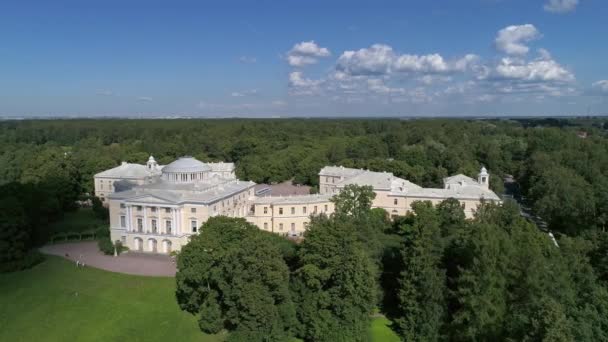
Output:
49 208 106 235
0 256 222 342
369 316 400 342
0 256 399 341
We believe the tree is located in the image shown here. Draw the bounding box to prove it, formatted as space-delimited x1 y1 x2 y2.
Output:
293 215 378 342
331 184 375 220
0 196 29 272
176 217 296 341
395 201 446 341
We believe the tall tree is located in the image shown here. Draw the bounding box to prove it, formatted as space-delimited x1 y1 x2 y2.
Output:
176 217 296 341
395 201 446 341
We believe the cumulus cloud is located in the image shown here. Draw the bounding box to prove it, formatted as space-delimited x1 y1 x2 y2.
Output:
495 24 541 55
592 80 608 94
544 0 579 13
492 56 574 82
288 71 323 95
336 44 478 76
286 25 577 107
287 41 331 67
336 44 395 76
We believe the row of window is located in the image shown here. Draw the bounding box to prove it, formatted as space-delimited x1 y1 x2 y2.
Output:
98 179 114 191
120 216 200 234
262 222 308 232
324 176 336 183
259 205 329 215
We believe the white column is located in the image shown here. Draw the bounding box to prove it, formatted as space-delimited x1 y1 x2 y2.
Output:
143 206 148 232
126 205 132 231
157 206 161 233
172 208 177 235
177 208 182 235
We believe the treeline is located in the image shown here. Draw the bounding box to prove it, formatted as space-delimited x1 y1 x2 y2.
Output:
0 176 80 272
1 118 607 236
176 185 608 341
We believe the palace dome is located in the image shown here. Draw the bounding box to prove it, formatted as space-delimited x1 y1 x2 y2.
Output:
162 157 211 173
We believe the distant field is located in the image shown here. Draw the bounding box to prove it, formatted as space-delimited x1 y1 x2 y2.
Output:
0 256 399 341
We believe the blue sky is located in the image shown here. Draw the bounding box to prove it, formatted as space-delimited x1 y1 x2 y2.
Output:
0 0 607 117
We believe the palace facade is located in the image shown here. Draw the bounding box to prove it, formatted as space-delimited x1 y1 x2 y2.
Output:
99 156 499 254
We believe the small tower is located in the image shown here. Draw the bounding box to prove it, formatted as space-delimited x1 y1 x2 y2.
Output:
478 166 489 189
147 155 158 170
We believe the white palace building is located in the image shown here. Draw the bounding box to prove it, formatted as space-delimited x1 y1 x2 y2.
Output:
95 156 499 254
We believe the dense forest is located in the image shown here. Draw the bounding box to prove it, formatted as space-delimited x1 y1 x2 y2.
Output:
1 117 608 340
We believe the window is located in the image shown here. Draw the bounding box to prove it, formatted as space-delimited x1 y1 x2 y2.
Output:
394 198 398 205
263 222 268 230
314 206 317 213
213 206 217 212
303 206 307 214
151 219 157 233
165 207 171 213
291 207 295 215
121 236 126 244
324 204 328 212
137 206 142 212
120 216 126 228
151 207 157 213
279 208 283 215
137 218 143 232
326 176 330 182
264 207 268 214
279 223 283 231
166 220 172 234
191 207 196 213
191 220 198 233
291 223 295 231
120 203 126 209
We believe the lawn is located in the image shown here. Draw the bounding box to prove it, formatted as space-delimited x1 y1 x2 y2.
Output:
0 256 399 341
0 256 221 342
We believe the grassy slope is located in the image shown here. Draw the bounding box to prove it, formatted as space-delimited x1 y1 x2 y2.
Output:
0 256 221 342
0 256 399 341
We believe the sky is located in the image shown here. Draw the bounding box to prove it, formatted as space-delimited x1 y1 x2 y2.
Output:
0 0 607 118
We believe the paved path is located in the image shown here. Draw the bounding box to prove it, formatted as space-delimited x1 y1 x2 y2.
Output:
40 241 177 277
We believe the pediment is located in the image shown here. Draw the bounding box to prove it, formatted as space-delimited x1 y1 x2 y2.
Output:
125 194 175 204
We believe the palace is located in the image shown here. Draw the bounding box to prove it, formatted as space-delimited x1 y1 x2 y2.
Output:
96 156 499 254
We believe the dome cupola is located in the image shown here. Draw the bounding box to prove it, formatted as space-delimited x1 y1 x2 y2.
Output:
162 156 211 183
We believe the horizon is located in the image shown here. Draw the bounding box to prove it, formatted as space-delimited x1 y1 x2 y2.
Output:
1 0 607 117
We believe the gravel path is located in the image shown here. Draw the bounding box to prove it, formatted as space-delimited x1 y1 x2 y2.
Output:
40 241 177 277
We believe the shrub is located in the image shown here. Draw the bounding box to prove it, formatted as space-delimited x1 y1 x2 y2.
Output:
98 237 114 255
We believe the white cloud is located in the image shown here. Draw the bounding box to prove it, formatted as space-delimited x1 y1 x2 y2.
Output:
492 56 574 82
287 41 331 67
137 96 153 102
592 80 608 94
393 53 449 73
336 44 478 76
288 71 322 95
544 0 579 13
231 89 258 97
495 24 541 55
336 44 395 76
